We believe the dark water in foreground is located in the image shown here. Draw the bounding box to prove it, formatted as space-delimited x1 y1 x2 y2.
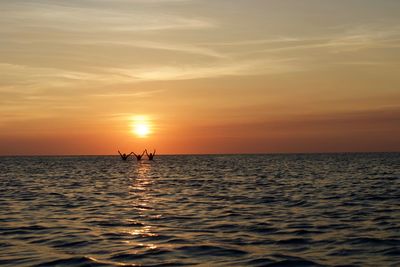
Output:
0 154 399 267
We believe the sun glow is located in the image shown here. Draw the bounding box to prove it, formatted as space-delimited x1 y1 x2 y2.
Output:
131 116 151 138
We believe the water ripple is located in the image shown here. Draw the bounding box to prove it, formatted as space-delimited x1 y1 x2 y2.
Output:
0 153 399 266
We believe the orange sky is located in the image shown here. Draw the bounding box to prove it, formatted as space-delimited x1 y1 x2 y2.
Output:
0 0 399 155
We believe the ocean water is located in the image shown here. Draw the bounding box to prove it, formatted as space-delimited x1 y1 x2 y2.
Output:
0 153 399 267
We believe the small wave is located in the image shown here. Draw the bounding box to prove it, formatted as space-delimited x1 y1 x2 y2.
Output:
19 225 49 231
52 240 90 248
205 223 238 230
287 200 308 207
35 256 144 267
242 257 275 266
1 229 33 236
265 259 324 267
274 238 312 245
88 220 144 228
177 245 248 257
34 256 105 267
0 242 12 248
110 248 171 261
248 226 278 234
379 247 400 256
344 237 400 246
289 229 324 236
327 248 363 257
269 254 325 267
161 238 190 244
260 196 278 203
247 222 278 234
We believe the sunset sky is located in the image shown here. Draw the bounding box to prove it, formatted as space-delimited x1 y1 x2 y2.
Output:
1 0 399 155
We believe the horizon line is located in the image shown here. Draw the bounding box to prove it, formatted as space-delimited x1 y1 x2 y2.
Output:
1 151 399 157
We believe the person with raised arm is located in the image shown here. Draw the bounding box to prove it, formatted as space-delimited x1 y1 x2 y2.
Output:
145 149 156 161
118 150 133 161
133 150 146 161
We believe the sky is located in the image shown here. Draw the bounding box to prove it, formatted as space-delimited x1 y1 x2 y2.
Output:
0 0 399 155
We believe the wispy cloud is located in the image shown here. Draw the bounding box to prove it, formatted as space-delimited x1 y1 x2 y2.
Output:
0 63 111 90
1 2 400 87
107 58 301 81
0 1 214 33
236 25 400 56
9 40 225 59
92 89 164 98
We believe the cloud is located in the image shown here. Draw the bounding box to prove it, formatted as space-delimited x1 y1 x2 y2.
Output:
13 40 225 59
107 58 300 81
0 54 302 90
1 2 399 87
121 41 224 58
92 89 164 98
0 1 214 33
0 63 112 90
236 25 400 56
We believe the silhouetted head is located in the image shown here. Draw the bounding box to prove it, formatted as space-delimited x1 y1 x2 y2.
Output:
123 153 126 157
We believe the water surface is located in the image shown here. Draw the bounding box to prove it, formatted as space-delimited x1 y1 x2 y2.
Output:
0 153 399 266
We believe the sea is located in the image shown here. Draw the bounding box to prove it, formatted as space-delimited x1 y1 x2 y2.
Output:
0 153 399 267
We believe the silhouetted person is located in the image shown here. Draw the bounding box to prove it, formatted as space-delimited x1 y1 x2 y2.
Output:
118 150 133 161
133 151 146 161
145 149 156 161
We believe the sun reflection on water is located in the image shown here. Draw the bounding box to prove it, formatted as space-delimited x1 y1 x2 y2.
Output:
124 226 158 238
123 162 160 251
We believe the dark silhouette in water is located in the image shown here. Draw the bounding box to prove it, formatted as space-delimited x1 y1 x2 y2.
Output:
133 151 146 161
146 149 156 160
118 150 133 161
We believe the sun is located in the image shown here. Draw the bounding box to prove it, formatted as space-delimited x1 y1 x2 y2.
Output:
134 123 150 138
130 116 151 138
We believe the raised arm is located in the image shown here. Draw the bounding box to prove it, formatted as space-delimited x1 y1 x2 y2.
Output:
132 152 137 157
128 152 134 156
118 150 122 156
153 149 156 155
145 149 149 156
141 150 146 157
